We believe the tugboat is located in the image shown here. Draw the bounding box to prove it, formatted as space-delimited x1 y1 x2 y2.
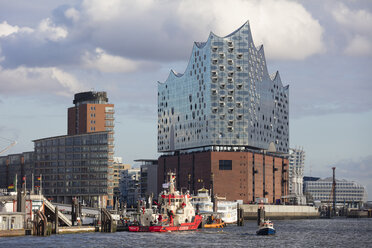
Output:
256 220 276 235
128 172 202 232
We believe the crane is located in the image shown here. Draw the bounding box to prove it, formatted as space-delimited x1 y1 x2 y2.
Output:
0 137 17 155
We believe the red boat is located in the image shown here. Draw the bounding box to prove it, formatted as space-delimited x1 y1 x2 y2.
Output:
129 172 202 232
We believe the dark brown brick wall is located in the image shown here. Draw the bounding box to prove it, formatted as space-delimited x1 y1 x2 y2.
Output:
158 151 289 204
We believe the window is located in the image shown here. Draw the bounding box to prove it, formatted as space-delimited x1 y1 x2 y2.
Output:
219 160 232 170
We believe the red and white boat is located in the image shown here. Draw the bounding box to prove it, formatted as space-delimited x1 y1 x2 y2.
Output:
129 172 202 232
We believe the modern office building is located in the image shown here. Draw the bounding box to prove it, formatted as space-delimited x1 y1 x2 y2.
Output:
0 91 116 208
304 177 367 207
157 21 289 203
0 152 34 191
119 168 140 207
113 157 131 201
136 159 158 199
68 91 115 135
288 147 306 204
33 131 114 207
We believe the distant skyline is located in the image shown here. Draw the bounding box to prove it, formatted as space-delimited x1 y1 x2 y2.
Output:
0 0 371 200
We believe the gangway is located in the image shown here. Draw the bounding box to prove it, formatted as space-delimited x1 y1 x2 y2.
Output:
42 197 72 226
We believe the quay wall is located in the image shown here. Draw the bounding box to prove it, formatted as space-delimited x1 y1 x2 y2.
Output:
241 205 320 220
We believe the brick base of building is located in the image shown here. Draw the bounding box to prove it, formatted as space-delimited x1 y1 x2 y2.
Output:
158 150 289 204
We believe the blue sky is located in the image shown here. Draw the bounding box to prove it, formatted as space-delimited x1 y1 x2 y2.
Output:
0 0 371 199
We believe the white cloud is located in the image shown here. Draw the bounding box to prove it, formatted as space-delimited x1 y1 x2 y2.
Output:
180 0 325 60
332 3 372 34
0 66 85 97
344 35 372 56
37 18 68 41
65 8 80 23
0 21 33 37
332 3 372 56
77 0 325 60
82 47 139 73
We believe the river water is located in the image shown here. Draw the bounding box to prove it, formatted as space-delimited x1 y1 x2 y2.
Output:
2 218 371 247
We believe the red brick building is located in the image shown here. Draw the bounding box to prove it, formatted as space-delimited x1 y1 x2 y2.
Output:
158 150 288 204
68 91 114 135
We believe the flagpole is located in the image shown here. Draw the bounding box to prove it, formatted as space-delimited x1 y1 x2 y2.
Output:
15 173 17 193
40 174 42 196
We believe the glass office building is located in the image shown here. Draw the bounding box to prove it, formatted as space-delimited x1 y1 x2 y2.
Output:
33 131 114 207
158 21 289 154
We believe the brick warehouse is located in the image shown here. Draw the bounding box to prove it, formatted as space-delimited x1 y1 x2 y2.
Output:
158 150 288 204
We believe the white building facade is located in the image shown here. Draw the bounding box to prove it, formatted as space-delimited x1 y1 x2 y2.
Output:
304 178 367 207
288 148 306 204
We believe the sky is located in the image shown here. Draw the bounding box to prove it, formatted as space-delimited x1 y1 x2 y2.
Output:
0 0 371 200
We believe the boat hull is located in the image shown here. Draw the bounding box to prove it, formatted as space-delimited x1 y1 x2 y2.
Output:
256 227 276 235
129 215 202 232
204 223 225 228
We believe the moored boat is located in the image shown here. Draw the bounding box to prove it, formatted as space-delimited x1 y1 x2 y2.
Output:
191 189 238 224
204 214 226 228
128 172 202 232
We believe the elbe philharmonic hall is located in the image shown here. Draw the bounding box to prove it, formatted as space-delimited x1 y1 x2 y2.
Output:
157 21 289 204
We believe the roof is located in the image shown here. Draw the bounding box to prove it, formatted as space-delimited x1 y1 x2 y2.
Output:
33 131 109 142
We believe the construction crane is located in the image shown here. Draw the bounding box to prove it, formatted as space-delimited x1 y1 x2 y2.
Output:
0 137 17 155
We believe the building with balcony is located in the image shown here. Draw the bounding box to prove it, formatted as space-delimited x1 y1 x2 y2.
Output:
33 131 114 207
113 157 131 202
157 21 289 203
158 21 289 154
288 147 306 204
0 91 116 208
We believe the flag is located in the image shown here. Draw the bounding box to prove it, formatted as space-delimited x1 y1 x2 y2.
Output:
22 176 26 184
8 184 14 189
37 176 41 181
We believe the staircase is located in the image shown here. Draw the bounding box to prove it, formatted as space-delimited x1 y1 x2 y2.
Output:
43 197 72 227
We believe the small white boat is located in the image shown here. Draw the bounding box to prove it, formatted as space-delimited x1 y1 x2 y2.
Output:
256 220 276 235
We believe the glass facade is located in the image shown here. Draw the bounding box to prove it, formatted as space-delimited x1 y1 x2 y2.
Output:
158 21 289 153
0 152 34 190
33 131 113 207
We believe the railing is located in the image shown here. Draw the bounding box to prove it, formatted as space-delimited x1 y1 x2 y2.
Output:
43 197 72 226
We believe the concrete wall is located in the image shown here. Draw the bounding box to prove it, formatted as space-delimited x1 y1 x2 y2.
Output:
241 204 319 219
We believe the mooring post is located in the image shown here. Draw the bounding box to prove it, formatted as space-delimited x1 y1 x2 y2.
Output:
257 206 265 226
237 204 244 226
55 206 59 234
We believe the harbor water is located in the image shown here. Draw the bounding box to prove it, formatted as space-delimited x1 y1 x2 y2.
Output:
1 218 371 247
